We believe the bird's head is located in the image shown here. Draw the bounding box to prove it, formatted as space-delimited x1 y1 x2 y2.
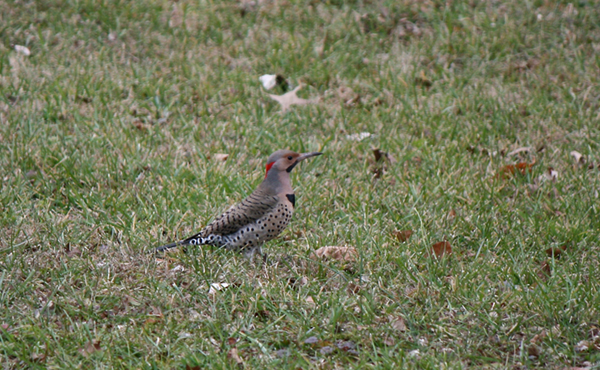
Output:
264 150 322 178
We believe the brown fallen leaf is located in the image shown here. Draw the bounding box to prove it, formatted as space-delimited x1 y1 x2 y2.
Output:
79 340 101 358
67 247 82 258
382 336 396 346
305 296 316 307
415 70 432 88
15 45 31 56
133 120 149 131
213 153 229 161
393 230 413 242
391 316 407 332
186 365 202 370
288 276 308 289
304 336 319 345
144 317 161 326
227 348 243 365
527 343 541 357
574 340 590 352
227 337 239 346
267 84 317 112
347 282 361 295
530 330 547 344
338 86 360 106
346 132 371 141
507 147 532 156
540 167 558 182
30 352 47 363
570 150 584 164
372 148 397 163
496 161 535 179
538 260 552 279
545 244 568 259
431 241 452 258
313 246 358 263
336 340 358 355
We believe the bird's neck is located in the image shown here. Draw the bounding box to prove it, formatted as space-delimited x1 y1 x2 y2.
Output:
263 170 293 195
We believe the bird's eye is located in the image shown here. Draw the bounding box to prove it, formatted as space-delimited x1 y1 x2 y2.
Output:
287 156 293 160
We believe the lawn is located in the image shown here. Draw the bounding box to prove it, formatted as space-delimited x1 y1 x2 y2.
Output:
1 0 599 368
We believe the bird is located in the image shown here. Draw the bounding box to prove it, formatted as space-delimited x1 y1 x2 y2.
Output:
155 149 322 259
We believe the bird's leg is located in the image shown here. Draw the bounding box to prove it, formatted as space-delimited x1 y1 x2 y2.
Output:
257 247 269 264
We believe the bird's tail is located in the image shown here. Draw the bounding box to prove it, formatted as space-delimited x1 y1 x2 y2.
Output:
154 234 225 254
154 240 185 253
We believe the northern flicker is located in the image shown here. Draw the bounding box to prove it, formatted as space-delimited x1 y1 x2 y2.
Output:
155 150 322 259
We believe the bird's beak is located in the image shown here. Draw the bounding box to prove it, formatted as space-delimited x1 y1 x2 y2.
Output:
297 152 323 162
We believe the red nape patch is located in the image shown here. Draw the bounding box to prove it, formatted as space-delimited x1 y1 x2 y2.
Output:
265 162 275 178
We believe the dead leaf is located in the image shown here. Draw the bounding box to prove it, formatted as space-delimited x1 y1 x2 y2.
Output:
372 148 397 163
305 296 316 307
391 317 407 332
447 209 457 221
538 260 551 279
79 340 101 358
530 330 547 344
507 147 532 156
496 161 535 179
178 332 193 339
320 345 334 355
393 230 413 242
415 70 432 88
259 74 278 90
336 339 358 354
259 74 286 91
213 153 229 162
170 265 185 272
540 167 558 182
528 343 541 357
338 86 360 106
431 241 452 258
208 283 231 294
30 353 47 363
169 4 183 28
133 120 149 131
288 276 308 288
346 282 361 295
575 340 590 352
67 247 82 258
382 336 396 346
570 150 584 164
186 365 202 370
227 348 243 364
545 244 568 259
144 317 160 325
304 336 319 344
589 325 600 341
15 45 31 56
275 349 290 358
313 246 358 263
405 285 418 297
346 132 371 141
267 84 317 112
125 295 141 307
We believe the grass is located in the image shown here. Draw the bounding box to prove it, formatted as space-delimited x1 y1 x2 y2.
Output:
1 0 600 368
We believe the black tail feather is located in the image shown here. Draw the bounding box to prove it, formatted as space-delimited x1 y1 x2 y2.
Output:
154 240 185 253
